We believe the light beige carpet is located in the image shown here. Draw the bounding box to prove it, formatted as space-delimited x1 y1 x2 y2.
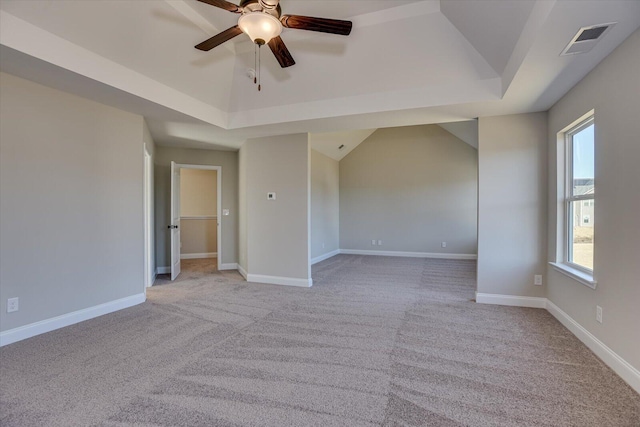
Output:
1 255 638 426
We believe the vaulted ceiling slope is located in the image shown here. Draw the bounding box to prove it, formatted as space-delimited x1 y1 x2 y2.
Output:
1 0 639 150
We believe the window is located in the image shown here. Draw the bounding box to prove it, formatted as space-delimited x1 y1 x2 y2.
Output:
565 117 594 272
551 112 596 288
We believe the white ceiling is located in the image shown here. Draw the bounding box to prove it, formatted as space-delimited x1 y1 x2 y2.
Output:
310 129 377 161
310 120 477 162
1 0 639 151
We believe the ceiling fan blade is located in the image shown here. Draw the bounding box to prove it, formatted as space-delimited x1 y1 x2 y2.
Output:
196 0 242 13
268 36 295 68
280 15 352 36
195 26 243 51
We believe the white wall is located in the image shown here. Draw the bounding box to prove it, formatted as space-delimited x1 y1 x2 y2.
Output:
339 125 478 255
310 150 339 261
154 147 237 268
477 112 548 298
547 29 640 370
241 134 311 285
0 72 145 333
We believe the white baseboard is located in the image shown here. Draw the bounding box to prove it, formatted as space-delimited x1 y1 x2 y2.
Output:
219 263 238 271
0 293 146 347
475 292 547 308
180 252 217 260
546 300 640 394
238 265 248 279
311 249 341 265
157 266 170 275
247 274 312 288
340 249 477 260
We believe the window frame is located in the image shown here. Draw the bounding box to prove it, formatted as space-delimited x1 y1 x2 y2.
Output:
564 116 595 275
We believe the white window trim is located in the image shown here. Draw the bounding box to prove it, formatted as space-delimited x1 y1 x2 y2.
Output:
549 262 597 289
555 111 596 289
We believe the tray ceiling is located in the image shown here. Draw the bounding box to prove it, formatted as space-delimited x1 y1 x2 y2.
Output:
1 0 639 150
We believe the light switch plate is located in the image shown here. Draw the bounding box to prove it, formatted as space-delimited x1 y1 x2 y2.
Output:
267 192 276 200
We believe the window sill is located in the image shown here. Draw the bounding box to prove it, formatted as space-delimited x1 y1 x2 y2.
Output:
549 262 597 289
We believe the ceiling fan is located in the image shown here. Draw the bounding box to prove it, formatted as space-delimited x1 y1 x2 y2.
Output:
195 0 353 68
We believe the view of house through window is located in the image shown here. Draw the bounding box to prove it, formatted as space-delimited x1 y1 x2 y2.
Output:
567 118 594 270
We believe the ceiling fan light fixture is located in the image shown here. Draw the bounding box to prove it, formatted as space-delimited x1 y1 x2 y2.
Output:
238 11 282 45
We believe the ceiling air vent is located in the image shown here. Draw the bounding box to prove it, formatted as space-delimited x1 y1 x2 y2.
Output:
561 23 616 56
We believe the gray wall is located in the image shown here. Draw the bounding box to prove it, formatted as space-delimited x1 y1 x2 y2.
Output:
180 219 217 255
477 112 548 298
154 147 237 267
547 30 640 369
310 150 339 260
339 125 478 255
242 134 310 281
0 72 145 331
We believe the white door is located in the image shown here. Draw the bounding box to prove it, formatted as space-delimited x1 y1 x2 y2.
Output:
170 161 181 280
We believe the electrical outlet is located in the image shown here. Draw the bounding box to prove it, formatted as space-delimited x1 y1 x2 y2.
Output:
534 275 543 286
267 192 276 200
596 305 603 323
371 239 376 246
378 240 382 246
441 242 447 248
7 297 19 313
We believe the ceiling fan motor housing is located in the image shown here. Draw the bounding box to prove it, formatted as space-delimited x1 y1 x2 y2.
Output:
240 0 282 18
258 0 279 11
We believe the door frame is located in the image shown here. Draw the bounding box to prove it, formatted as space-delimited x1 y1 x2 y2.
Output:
173 163 222 272
143 144 154 289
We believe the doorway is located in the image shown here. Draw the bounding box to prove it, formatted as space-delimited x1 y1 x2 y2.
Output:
169 163 222 280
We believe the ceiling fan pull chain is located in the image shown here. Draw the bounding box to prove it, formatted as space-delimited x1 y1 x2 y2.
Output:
254 44 258 85
258 44 262 91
